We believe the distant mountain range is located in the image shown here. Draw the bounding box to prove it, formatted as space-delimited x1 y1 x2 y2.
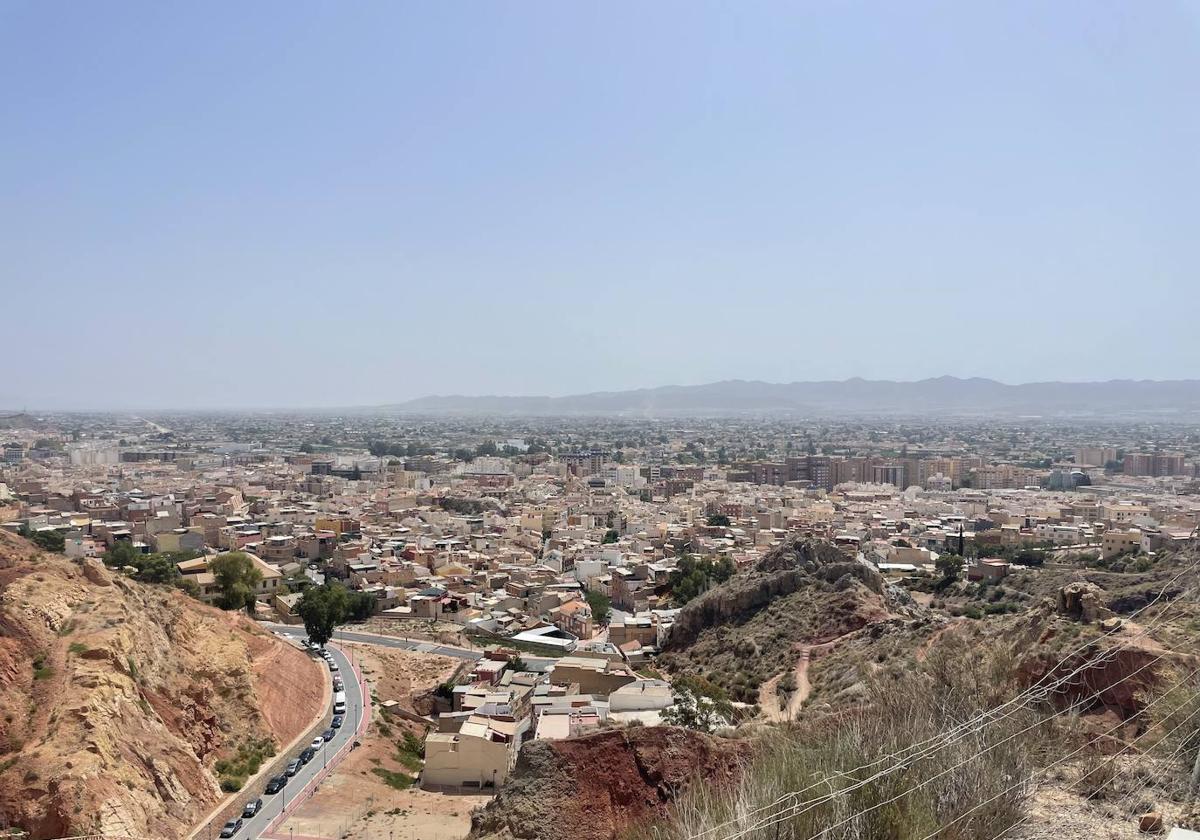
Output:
383 377 1200 417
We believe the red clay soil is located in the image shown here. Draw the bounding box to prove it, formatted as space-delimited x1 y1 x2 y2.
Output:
471 726 752 840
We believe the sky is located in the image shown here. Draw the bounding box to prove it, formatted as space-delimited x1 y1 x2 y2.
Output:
2 1 1199 409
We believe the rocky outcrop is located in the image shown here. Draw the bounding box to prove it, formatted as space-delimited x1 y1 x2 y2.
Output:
657 539 907 698
666 538 888 650
470 726 751 840
1057 582 1113 623
0 532 324 839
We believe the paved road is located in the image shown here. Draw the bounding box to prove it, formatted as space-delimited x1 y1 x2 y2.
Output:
265 624 556 671
214 642 365 840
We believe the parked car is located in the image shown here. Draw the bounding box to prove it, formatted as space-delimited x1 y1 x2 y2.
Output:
333 678 343 690
299 747 317 765
241 798 262 818
310 737 325 751
331 715 344 729
264 775 287 794
328 661 339 672
285 759 300 777
322 728 335 742
219 818 243 838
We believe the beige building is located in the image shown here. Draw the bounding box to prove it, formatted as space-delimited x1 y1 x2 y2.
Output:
549 656 637 697
422 715 523 790
177 551 283 604
1102 528 1143 559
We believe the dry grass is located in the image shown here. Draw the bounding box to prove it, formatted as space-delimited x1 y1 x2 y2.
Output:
634 634 1074 840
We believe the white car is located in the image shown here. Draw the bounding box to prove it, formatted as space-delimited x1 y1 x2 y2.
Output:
310 737 325 751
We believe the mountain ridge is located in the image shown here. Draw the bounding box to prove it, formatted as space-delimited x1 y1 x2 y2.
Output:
382 377 1200 417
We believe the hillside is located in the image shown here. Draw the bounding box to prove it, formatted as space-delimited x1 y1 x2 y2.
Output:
469 727 751 840
385 377 1200 416
658 538 919 701
0 532 324 839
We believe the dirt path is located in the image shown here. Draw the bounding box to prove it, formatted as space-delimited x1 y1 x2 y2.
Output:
759 628 862 722
759 646 812 722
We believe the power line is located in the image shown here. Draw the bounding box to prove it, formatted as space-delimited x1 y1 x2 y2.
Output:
687 562 1199 840
683 555 1200 840
913 662 1200 840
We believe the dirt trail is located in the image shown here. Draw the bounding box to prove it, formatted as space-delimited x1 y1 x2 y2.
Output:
760 646 812 722
759 630 859 721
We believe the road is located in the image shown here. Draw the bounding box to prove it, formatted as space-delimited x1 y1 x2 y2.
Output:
265 623 558 671
220 642 365 840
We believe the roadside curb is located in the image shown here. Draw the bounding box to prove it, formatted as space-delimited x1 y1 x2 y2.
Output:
260 646 372 840
186 632 331 840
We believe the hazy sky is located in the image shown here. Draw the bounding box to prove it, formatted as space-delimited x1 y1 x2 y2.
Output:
3 1 1199 409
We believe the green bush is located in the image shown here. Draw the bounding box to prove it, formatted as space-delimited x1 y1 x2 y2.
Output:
372 767 415 790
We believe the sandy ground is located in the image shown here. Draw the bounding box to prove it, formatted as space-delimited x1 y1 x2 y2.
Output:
279 643 481 840
354 619 479 649
348 642 461 706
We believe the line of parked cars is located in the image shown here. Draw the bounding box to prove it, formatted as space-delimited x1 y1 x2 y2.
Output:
217 640 348 837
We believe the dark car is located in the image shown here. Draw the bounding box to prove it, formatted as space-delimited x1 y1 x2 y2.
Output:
264 775 287 794
322 728 336 742
299 746 317 765
331 715 344 729
241 798 262 818
219 818 243 838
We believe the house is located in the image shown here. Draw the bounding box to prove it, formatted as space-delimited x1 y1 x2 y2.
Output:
176 551 283 605
967 559 1010 582
422 714 525 790
549 656 637 697
550 598 593 639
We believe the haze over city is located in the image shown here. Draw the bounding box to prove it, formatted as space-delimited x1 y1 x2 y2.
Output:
5 4 1200 840
4 1 1199 409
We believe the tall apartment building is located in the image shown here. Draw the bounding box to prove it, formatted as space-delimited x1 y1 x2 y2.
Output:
872 464 906 488
561 451 605 477
1076 447 1117 468
1124 452 1187 477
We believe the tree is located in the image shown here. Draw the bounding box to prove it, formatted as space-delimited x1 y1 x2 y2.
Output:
585 590 611 625
345 590 377 622
661 675 733 733
32 529 66 553
299 442 315 454
602 529 620 544
706 513 731 528
103 541 142 568
668 555 735 606
934 553 962 588
211 552 262 612
298 584 349 646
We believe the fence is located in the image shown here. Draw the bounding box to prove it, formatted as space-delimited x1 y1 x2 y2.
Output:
259 648 372 840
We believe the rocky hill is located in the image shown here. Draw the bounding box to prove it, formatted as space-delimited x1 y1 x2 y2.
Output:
469 726 751 840
659 538 918 701
0 532 324 839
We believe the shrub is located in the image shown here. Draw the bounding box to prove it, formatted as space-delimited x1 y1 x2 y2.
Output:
634 635 1053 840
372 767 415 790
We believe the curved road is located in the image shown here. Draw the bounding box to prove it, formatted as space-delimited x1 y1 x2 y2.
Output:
266 624 558 671
266 623 485 663
228 641 366 840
